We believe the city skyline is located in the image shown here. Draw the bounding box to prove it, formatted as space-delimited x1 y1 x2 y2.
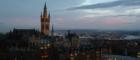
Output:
1 0 140 32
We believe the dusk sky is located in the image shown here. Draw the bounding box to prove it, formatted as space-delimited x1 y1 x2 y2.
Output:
1 0 140 32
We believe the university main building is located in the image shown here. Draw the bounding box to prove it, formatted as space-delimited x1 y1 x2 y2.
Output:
0 3 56 60
10 3 51 36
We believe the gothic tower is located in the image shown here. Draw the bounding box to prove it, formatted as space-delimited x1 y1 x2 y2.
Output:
40 3 50 35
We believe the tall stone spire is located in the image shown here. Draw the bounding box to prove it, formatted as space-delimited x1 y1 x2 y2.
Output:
40 2 50 35
44 2 46 9
43 2 47 17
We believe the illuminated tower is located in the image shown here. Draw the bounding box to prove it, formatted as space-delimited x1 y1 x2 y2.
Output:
40 3 50 35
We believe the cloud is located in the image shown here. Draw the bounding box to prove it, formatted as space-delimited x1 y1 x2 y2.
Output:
46 0 140 30
82 8 140 18
98 17 136 25
53 12 139 30
68 0 140 10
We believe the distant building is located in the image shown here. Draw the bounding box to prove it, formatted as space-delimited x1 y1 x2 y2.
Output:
102 55 140 60
66 31 80 48
40 3 50 35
